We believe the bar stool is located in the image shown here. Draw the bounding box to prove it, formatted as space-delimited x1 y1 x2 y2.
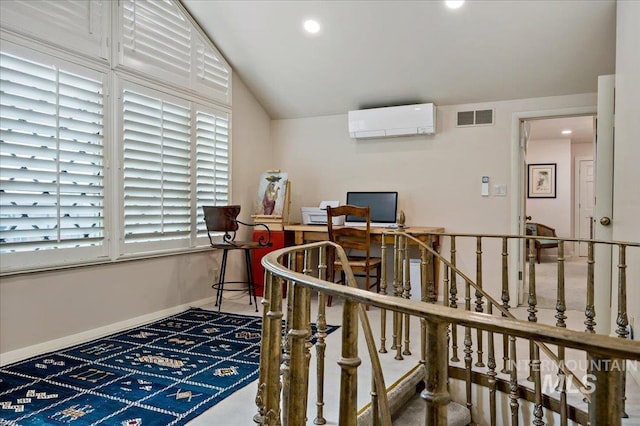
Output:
203 205 272 312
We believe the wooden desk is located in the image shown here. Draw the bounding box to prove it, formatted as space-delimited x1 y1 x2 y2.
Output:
283 223 445 298
284 224 444 246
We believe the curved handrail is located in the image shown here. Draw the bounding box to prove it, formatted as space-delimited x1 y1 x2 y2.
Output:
262 242 640 359
425 231 640 248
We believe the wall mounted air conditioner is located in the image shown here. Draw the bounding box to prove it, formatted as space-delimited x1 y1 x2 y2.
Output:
348 103 436 139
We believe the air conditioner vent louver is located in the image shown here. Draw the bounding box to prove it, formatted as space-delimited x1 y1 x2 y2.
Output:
457 108 494 127
475 109 494 125
457 111 475 126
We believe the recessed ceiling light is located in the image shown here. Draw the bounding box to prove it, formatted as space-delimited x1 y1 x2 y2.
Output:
562 130 572 135
303 19 321 34
445 0 465 9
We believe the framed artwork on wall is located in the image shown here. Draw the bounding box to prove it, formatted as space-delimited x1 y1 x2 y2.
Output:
527 163 556 198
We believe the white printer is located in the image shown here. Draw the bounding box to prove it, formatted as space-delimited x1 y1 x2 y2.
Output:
301 201 344 225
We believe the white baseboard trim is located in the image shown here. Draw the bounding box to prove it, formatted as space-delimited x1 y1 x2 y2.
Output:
0 296 217 367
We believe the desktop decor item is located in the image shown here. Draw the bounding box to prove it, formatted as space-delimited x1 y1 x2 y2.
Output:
527 163 556 198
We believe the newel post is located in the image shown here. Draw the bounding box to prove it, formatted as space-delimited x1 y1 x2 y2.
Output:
589 354 623 426
422 318 450 425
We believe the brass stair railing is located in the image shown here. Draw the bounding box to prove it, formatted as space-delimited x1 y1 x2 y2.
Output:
381 231 639 425
254 235 640 426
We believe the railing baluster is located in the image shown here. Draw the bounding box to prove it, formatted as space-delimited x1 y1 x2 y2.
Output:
487 303 497 426
257 269 284 425
254 268 271 424
533 343 544 425
528 239 543 426
395 234 405 360
427 234 437 303
281 266 294 425
392 234 400 355
379 234 388 353
285 249 312 424
449 236 460 363
585 242 596 333
403 236 412 356
509 334 519 426
527 236 538 382
314 247 328 425
501 237 510 374
464 243 473 417
555 241 567 426
338 299 360 426
615 244 629 419
422 318 450 425
475 236 485 367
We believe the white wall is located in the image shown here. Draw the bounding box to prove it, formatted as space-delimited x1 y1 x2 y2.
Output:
0 75 273 357
525 138 572 238
272 93 597 300
613 0 640 342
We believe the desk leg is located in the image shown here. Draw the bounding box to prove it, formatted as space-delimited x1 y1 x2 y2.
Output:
294 231 304 272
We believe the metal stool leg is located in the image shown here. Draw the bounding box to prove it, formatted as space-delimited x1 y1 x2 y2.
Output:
244 249 258 312
215 249 229 311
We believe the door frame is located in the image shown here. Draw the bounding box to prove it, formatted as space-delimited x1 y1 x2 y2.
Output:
510 106 596 306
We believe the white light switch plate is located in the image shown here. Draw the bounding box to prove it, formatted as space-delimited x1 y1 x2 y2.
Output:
494 184 507 196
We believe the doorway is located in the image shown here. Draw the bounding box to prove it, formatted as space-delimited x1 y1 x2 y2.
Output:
520 115 595 311
508 106 597 307
523 115 595 260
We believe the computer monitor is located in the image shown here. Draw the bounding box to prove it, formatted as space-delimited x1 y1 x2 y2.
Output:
345 191 398 226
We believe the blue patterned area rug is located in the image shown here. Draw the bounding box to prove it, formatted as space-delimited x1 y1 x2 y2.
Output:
0 308 338 425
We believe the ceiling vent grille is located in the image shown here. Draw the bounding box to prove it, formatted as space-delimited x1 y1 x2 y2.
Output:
457 109 494 127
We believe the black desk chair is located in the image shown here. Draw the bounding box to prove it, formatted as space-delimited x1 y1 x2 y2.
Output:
203 205 271 311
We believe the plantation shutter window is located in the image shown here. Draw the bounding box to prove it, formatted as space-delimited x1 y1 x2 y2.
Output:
195 107 230 239
194 35 231 104
122 87 192 251
0 0 109 61
120 0 192 89
118 0 232 105
0 47 106 271
1 0 232 272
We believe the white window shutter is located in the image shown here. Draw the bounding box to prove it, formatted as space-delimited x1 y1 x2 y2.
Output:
195 107 230 238
194 35 232 105
118 0 232 106
122 86 192 250
119 0 193 90
0 47 106 267
0 0 109 60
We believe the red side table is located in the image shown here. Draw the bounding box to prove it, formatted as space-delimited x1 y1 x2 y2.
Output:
251 229 293 297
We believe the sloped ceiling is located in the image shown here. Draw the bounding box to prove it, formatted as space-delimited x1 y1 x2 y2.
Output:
182 0 616 120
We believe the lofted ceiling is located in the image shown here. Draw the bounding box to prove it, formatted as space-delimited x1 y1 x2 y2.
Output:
181 0 616 121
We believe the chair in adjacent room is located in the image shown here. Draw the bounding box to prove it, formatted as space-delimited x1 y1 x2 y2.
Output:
326 204 382 307
525 222 559 263
203 205 272 311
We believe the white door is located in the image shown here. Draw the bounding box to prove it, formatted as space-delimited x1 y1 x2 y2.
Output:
593 75 615 335
577 159 594 256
